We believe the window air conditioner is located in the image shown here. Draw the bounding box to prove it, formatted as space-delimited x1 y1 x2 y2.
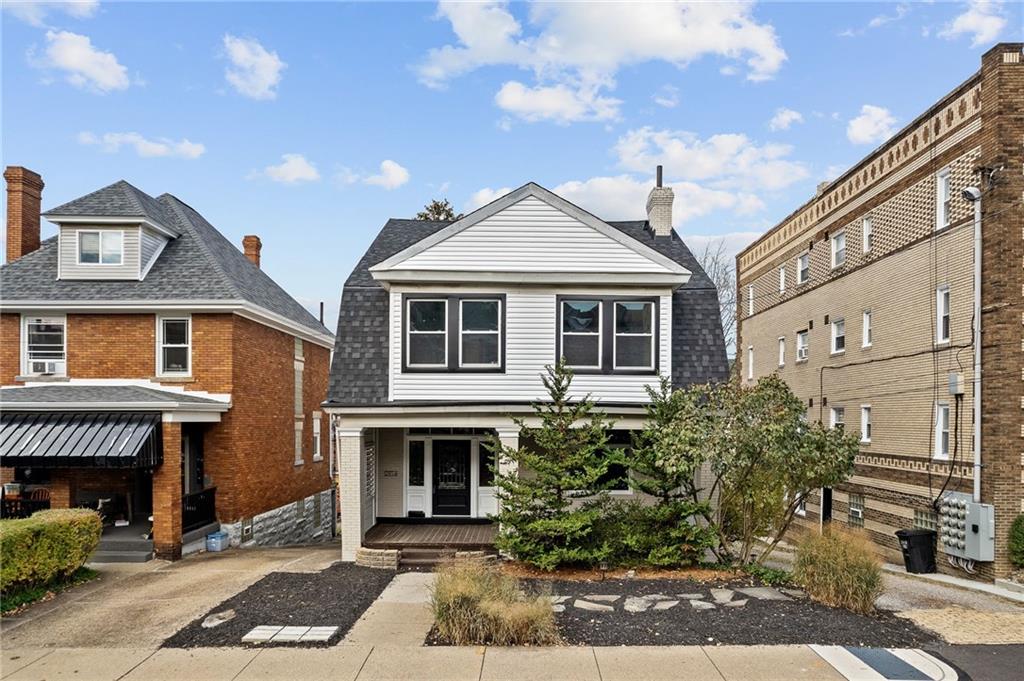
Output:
31 361 58 375
849 507 863 520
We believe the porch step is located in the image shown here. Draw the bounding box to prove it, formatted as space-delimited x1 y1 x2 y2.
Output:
398 547 497 568
97 537 153 553
89 549 154 563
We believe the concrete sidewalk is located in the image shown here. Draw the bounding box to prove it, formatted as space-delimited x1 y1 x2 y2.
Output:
1 644 956 681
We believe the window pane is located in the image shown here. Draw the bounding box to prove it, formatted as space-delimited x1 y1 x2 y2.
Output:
163 320 188 345
409 300 446 332
163 347 189 373
479 442 495 487
408 441 424 486
563 334 599 367
27 323 65 359
409 334 445 365
79 232 99 263
562 301 600 333
462 300 498 331
616 336 652 368
462 333 498 365
101 231 122 264
615 302 652 334
597 462 629 491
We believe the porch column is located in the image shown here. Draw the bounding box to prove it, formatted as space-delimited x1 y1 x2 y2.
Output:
495 426 520 511
337 426 365 562
153 421 183 560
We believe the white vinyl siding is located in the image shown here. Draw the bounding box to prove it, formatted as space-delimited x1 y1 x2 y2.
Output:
58 225 141 280
398 196 670 274
139 227 167 276
390 288 672 403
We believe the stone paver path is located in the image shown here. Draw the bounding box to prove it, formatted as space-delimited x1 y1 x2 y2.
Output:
241 625 339 644
564 585 799 613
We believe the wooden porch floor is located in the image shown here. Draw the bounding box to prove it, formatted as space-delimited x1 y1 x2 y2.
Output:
363 522 497 550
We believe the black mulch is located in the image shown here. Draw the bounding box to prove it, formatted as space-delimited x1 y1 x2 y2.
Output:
163 563 395 648
528 576 939 647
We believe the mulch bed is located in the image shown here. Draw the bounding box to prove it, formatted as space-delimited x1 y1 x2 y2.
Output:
163 563 394 648
529 575 939 647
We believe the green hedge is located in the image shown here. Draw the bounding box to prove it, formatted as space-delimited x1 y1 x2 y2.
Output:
0 509 103 594
1010 514 1024 569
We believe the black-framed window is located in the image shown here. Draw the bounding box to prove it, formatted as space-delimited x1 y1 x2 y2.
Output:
403 294 506 372
556 296 659 374
408 440 425 486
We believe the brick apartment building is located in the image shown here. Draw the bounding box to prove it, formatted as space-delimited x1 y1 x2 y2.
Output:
0 168 335 560
736 44 1023 582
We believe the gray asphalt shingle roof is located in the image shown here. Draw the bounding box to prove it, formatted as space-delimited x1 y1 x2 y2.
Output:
0 385 227 406
327 214 729 406
1 183 330 337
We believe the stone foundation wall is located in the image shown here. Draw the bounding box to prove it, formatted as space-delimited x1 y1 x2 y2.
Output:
223 488 334 548
355 547 399 569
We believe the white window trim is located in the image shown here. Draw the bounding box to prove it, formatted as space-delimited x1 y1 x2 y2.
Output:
21 314 67 377
831 230 846 269
936 285 950 344
561 300 603 370
796 253 809 285
934 402 950 460
830 406 845 430
747 346 754 381
612 301 655 371
406 298 449 368
862 216 873 253
778 336 785 368
794 492 807 517
458 298 501 369
796 330 809 362
778 265 786 294
831 317 845 355
76 229 125 266
936 168 951 231
312 412 323 462
862 309 872 348
860 405 872 443
156 314 192 377
747 285 754 316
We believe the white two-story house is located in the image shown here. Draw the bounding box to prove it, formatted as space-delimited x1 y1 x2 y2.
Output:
325 174 728 561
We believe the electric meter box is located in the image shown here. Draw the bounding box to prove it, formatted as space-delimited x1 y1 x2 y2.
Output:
938 492 994 562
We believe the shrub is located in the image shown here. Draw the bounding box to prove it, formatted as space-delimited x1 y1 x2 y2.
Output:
593 498 716 568
430 560 559 646
0 509 103 594
743 563 792 587
793 527 882 614
1009 514 1024 569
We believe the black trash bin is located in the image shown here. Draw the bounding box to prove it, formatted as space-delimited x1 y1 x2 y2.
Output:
895 528 936 574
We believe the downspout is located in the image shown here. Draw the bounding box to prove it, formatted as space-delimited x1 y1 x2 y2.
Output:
972 196 982 503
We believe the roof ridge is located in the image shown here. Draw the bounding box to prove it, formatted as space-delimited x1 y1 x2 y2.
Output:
118 181 150 217
158 194 244 300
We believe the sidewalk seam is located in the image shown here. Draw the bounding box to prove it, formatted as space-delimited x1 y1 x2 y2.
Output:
590 646 603 681
478 645 486 681
352 643 375 680
113 648 159 680
699 645 729 681
230 647 263 681
2 648 55 676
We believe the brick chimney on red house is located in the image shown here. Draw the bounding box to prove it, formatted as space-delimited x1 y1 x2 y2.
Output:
242 234 262 268
4 166 44 263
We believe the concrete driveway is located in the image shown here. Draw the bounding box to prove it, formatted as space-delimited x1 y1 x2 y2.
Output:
0 545 342 650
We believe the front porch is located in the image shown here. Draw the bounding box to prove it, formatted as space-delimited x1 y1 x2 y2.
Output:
364 521 497 551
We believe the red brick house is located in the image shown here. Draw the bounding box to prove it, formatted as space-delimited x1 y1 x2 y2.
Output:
0 167 335 561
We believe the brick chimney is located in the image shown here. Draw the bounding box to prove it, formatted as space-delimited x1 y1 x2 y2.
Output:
4 166 44 263
646 165 674 237
242 235 262 268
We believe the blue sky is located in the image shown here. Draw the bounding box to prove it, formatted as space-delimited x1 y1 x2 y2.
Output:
3 1 1020 329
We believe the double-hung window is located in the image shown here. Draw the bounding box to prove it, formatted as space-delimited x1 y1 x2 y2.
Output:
779 265 786 294
831 231 846 268
158 316 191 375
459 299 501 368
407 299 448 368
831 317 845 354
934 402 950 459
23 315 66 376
778 336 785 367
862 216 873 253
830 406 845 430
862 310 872 348
747 346 754 381
936 168 951 230
747 285 754 316
936 286 950 344
561 300 602 369
860 405 872 443
796 330 809 361
77 230 123 265
797 253 809 285
312 413 323 462
613 301 655 370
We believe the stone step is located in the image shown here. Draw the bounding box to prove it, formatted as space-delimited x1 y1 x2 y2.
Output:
89 550 154 563
97 538 154 552
398 547 497 567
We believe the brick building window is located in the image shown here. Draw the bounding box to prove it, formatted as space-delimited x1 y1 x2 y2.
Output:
936 286 950 344
312 412 323 462
747 285 754 316
747 346 754 381
797 253 809 285
796 330 809 361
778 265 786 294
830 231 846 268
831 318 845 354
778 337 785 367
830 407 845 430
860 406 871 443
862 309 872 347
862 217 873 253
848 494 865 527
914 509 938 531
936 168 951 230
157 316 190 376
934 402 950 460
23 315 66 376
294 338 305 466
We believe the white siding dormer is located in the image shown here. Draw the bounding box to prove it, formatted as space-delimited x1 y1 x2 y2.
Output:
58 224 142 281
389 286 672 403
140 227 169 278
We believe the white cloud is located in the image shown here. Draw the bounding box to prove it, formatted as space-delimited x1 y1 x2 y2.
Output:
78 131 205 159
222 34 286 100
33 30 128 93
768 107 803 131
841 2 910 37
494 80 620 123
251 154 320 184
939 0 1006 47
418 2 785 123
613 127 809 192
365 160 411 189
823 164 846 181
464 186 514 212
846 104 898 145
652 84 680 108
5 0 98 27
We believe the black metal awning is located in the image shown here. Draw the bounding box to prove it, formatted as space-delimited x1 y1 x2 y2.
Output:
0 412 163 468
